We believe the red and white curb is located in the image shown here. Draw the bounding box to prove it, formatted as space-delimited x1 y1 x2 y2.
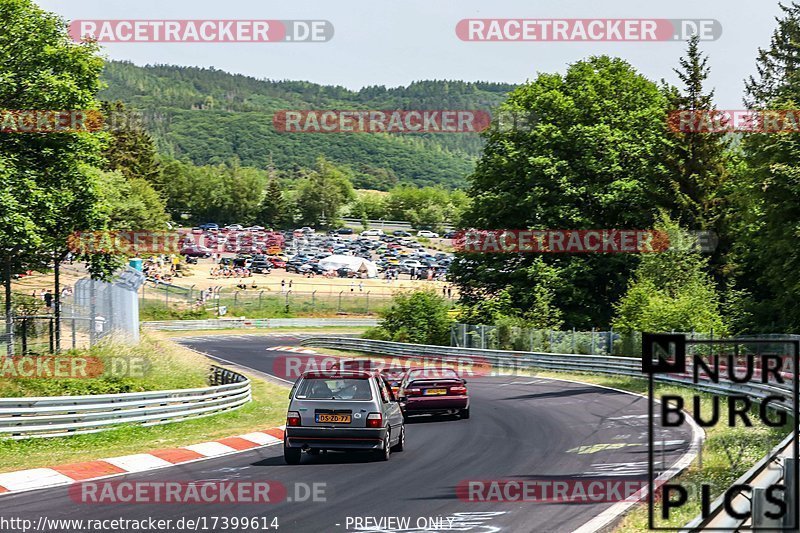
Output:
0 426 286 496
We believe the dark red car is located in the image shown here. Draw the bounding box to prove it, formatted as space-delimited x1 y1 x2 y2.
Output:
268 256 287 268
397 367 469 420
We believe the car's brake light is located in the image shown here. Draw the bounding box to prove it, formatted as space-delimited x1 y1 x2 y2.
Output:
366 412 383 428
450 386 467 395
287 411 301 426
405 388 422 396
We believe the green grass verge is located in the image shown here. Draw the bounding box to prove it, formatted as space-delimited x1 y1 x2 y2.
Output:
0 334 210 397
139 294 392 321
0 334 291 473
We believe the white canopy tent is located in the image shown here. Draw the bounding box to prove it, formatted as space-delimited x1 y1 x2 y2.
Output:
317 255 379 278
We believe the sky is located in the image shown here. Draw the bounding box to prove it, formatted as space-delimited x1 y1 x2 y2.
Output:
37 0 787 108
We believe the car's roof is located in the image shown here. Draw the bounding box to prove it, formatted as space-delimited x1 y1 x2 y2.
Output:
302 370 373 379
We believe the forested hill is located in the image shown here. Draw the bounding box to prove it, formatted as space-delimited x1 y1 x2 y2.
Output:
100 61 515 188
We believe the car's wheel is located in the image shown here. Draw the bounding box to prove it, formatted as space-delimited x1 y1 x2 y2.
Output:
460 407 470 419
284 439 301 465
391 425 405 452
376 431 391 461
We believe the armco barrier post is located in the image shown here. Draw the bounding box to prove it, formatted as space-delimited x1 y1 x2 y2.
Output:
20 318 27 355
785 457 798 529
752 487 783 528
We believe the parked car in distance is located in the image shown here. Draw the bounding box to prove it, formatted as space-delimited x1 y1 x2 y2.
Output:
392 230 412 237
180 244 212 258
361 229 384 237
199 223 219 231
337 227 355 235
337 267 359 278
284 370 405 464
397 367 469 420
442 231 458 239
417 230 439 238
268 256 287 268
250 260 272 274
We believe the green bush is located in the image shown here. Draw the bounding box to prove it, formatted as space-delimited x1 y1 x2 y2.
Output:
367 290 452 345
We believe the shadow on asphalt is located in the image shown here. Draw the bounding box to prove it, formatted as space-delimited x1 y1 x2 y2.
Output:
500 386 630 402
252 450 391 466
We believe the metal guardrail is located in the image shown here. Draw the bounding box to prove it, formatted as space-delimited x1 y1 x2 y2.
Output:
142 318 379 331
301 337 797 531
0 365 251 439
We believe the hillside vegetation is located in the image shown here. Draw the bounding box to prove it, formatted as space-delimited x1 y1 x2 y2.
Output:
100 61 515 188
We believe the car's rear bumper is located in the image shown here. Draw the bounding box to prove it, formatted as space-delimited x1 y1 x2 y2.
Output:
285 427 387 450
402 395 469 413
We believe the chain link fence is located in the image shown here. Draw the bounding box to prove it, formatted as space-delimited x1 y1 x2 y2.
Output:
450 323 720 357
138 281 394 318
2 268 144 355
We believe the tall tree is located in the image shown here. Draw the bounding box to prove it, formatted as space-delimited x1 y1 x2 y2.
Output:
735 1 800 331
258 177 291 229
0 0 107 261
662 36 733 282
101 101 161 184
295 157 355 228
450 56 674 328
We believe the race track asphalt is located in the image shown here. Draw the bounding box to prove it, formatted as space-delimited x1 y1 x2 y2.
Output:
1 334 695 533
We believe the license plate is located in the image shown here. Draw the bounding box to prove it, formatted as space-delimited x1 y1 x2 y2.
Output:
424 388 447 396
316 414 351 423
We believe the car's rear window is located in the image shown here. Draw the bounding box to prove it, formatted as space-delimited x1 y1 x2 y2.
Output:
296 378 373 400
407 368 459 380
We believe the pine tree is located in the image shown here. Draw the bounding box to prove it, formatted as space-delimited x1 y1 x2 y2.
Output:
258 177 289 229
735 1 800 331
664 35 730 230
744 2 800 108
101 101 161 184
